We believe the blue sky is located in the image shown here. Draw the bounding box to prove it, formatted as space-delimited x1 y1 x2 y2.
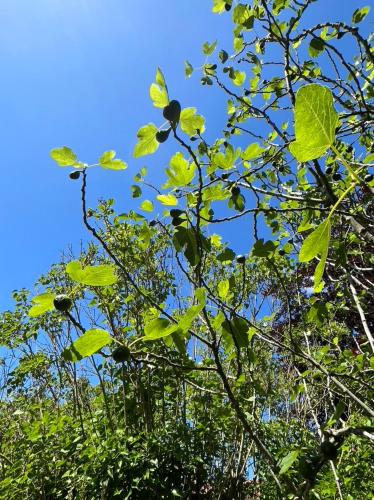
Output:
0 0 368 310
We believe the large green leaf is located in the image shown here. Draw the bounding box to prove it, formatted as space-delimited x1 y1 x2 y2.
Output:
149 67 169 108
66 261 117 286
164 152 195 188
222 317 250 348
177 288 206 331
62 329 112 362
279 450 300 475
28 293 55 318
299 219 331 263
289 84 338 162
144 318 178 340
180 108 205 137
50 147 78 167
99 150 127 170
133 123 159 158
156 194 178 206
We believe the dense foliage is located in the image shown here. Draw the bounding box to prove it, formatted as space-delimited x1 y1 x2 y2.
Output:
1 1 373 498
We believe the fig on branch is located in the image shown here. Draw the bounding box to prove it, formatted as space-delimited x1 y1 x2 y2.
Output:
231 186 241 197
163 100 181 125
320 441 339 460
170 209 184 218
364 173 373 183
156 128 171 143
236 255 246 264
112 346 131 363
69 171 81 180
53 294 73 312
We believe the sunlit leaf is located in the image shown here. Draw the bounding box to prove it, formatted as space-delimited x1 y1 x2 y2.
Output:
28 293 55 318
133 123 159 158
289 84 338 162
180 108 205 136
66 261 117 286
50 147 78 167
62 329 112 362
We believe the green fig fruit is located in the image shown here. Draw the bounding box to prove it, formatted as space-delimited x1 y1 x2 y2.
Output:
163 100 181 125
172 217 185 227
320 441 338 460
170 209 184 218
156 128 171 143
231 186 241 197
69 171 81 180
236 254 246 264
53 294 73 312
112 346 131 363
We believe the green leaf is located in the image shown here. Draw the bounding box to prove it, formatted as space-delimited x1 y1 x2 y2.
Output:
149 67 169 108
289 84 338 162
308 37 325 58
62 329 112 362
232 4 254 29
50 146 78 167
133 123 159 158
173 227 200 266
212 0 226 14
252 239 277 258
28 293 55 318
184 61 193 78
230 70 246 87
202 40 217 55
156 194 178 206
180 108 205 136
242 143 264 161
140 200 154 212
279 450 299 475
177 288 206 331
299 219 331 263
144 318 178 340
218 280 230 300
66 261 117 286
352 6 370 23
99 150 127 170
164 152 195 188
222 317 249 348
131 185 142 198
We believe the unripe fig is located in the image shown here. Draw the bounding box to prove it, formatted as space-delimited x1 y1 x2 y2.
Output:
279 249 286 256
224 2 231 11
149 220 157 227
170 209 184 218
53 294 73 312
172 217 184 227
156 128 171 143
333 172 342 181
320 441 338 460
364 173 373 183
347 145 353 153
69 171 81 180
163 100 181 125
325 166 333 175
231 186 241 197
236 254 246 264
112 346 131 363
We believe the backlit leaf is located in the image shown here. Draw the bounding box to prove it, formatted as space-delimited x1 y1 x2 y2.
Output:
62 329 112 362
66 261 117 286
289 84 338 162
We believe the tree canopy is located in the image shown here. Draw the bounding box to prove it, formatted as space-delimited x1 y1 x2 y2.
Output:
0 1 373 499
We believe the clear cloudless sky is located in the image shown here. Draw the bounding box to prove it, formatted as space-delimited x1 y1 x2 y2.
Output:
0 0 368 310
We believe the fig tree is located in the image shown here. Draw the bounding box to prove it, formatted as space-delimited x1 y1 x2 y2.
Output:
53 294 73 312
